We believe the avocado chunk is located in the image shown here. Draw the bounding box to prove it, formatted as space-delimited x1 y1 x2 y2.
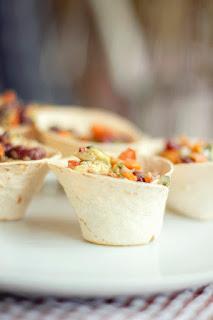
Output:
159 175 170 187
76 146 111 164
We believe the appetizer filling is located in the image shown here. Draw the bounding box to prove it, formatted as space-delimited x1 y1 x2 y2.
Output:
0 132 46 161
160 137 213 164
68 146 170 186
50 124 133 143
0 91 31 128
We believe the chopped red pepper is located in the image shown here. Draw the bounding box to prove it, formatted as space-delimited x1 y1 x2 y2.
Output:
68 160 80 169
91 124 114 142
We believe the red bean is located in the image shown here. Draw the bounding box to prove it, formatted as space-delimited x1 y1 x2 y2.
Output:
181 156 193 163
6 145 46 160
165 140 180 150
134 171 145 182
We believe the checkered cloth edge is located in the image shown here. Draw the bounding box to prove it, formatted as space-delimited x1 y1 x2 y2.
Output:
0 284 212 320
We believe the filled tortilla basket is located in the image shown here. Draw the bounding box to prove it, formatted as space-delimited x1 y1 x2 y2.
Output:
30 105 163 157
49 146 173 246
159 137 213 220
0 130 59 220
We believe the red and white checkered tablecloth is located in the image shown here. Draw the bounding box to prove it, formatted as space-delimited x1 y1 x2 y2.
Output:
0 284 212 320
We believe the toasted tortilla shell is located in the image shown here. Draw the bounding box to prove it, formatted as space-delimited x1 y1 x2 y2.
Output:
0 144 60 221
30 105 163 156
167 162 213 220
49 156 173 246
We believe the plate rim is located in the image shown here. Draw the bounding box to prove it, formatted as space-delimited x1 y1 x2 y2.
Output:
0 269 212 297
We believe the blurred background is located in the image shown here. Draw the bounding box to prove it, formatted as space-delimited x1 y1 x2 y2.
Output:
0 0 212 137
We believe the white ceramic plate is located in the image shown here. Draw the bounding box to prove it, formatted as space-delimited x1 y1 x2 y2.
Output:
0 183 213 296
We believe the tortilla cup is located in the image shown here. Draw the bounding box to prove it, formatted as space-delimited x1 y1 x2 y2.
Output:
167 162 213 220
30 105 162 156
0 143 60 221
49 156 173 246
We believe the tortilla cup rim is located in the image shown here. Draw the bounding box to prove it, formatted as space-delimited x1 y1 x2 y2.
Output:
41 129 143 145
0 141 60 167
174 161 213 168
49 155 173 190
30 104 144 142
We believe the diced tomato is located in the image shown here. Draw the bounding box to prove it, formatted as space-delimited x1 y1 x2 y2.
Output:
0 144 5 158
123 159 142 170
160 150 181 164
122 171 137 181
91 124 114 142
68 160 80 169
119 148 136 160
143 172 153 183
58 130 72 138
191 143 202 153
